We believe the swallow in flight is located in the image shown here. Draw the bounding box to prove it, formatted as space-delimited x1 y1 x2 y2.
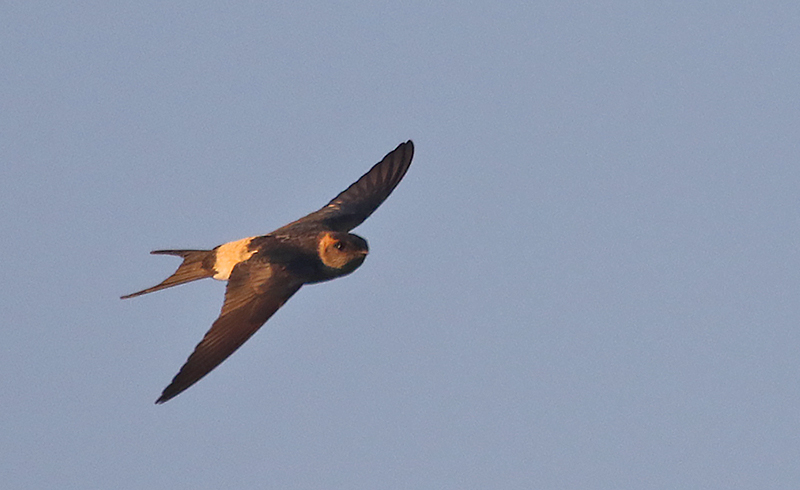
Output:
123 141 414 403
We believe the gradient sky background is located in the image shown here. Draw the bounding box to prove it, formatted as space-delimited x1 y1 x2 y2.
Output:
3 2 800 488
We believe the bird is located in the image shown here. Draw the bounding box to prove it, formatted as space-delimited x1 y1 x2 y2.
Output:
122 141 414 403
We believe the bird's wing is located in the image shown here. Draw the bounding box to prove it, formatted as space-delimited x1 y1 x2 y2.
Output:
281 140 414 232
156 257 302 403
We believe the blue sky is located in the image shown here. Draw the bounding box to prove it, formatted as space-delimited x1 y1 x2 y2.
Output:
3 2 800 488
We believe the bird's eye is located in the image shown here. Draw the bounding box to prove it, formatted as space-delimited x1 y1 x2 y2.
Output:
334 241 345 250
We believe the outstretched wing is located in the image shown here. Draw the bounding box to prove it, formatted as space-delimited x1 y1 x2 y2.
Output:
280 140 414 233
156 257 302 403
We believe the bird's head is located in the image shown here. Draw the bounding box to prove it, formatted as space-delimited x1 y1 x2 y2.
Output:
317 231 369 274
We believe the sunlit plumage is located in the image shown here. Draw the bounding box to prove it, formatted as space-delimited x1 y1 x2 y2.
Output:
123 141 414 403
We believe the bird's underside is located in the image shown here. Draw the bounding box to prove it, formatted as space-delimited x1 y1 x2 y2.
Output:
123 141 414 403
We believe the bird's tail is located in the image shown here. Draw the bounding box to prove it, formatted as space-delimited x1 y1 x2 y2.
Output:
121 249 215 299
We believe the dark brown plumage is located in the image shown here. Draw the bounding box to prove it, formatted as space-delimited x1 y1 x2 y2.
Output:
122 141 414 403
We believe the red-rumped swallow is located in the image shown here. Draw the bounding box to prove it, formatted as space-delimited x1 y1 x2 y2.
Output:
123 141 414 403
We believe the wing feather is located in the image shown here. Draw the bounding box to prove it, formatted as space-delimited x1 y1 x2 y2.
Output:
279 140 414 232
156 258 302 403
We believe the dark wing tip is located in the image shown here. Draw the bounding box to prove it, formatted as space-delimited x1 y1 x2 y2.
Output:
155 387 177 404
314 140 415 230
270 139 415 234
154 365 192 404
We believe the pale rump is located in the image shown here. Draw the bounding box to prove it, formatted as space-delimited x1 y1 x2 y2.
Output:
212 237 257 280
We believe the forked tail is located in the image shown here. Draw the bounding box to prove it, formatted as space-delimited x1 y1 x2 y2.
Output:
121 249 215 299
